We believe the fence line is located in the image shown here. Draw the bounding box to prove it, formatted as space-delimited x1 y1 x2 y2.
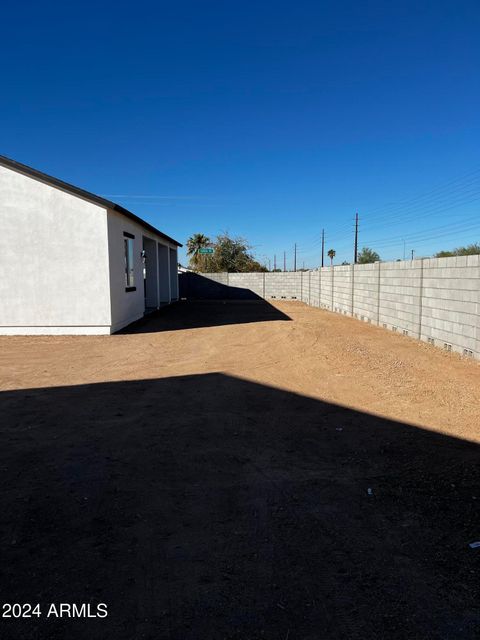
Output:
188 255 479 359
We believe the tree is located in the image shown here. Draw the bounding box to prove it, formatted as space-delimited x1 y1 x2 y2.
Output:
186 233 211 270
357 247 380 264
327 249 336 265
435 243 480 258
208 233 267 273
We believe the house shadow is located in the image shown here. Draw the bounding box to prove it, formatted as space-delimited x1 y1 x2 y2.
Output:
0 373 478 640
179 271 264 300
120 299 291 334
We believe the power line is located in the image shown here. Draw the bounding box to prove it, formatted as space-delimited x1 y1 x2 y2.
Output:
294 218 480 263
362 189 480 229
274 166 480 265
295 169 480 255
367 223 480 251
361 166 480 219
280 167 480 255
358 213 480 248
318 199 480 254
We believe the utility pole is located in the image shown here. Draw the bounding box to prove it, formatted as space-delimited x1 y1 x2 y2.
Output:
283 251 286 272
302 261 305 270
294 243 297 272
321 228 325 268
268 259 271 271
354 212 359 264
411 249 415 260
274 254 277 271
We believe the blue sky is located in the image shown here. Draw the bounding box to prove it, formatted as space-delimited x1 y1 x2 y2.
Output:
1 0 479 267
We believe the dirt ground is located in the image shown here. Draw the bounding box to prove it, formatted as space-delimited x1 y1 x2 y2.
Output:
0 300 479 639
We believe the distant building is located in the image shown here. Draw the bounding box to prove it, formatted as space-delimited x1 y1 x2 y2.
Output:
0 155 182 334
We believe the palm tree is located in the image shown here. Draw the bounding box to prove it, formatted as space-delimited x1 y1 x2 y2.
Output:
327 248 336 266
186 233 211 270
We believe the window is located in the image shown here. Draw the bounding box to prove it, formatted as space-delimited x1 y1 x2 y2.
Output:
123 232 135 290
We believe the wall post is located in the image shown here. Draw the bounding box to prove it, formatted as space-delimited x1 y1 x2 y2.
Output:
418 258 425 340
319 267 322 307
351 263 355 316
376 261 381 326
331 266 334 311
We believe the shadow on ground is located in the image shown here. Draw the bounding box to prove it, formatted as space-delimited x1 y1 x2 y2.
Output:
179 271 264 300
120 299 291 333
0 373 478 640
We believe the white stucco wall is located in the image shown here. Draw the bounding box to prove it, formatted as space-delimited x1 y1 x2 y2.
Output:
0 165 112 334
106 209 178 332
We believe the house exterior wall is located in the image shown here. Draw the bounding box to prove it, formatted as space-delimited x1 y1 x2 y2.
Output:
106 209 178 332
0 164 112 335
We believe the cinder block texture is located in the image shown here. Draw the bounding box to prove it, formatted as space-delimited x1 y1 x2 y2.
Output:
378 260 423 337
352 262 379 323
195 257 479 359
265 272 302 300
229 273 265 298
420 255 480 354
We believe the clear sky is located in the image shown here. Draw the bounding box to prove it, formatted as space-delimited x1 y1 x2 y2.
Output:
1 0 479 267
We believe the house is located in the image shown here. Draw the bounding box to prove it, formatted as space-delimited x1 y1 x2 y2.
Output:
0 155 182 334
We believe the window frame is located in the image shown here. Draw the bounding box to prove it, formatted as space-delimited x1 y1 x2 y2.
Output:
123 232 136 291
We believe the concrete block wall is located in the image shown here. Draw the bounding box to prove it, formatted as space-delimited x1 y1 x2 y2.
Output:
300 272 307 304
265 272 301 300
309 271 320 307
300 272 309 304
352 262 378 324
319 267 333 310
197 257 479 359
420 255 480 356
332 265 353 316
228 272 265 298
203 273 229 286
378 260 423 338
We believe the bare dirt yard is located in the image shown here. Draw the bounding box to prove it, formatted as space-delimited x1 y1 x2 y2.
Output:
0 300 479 639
